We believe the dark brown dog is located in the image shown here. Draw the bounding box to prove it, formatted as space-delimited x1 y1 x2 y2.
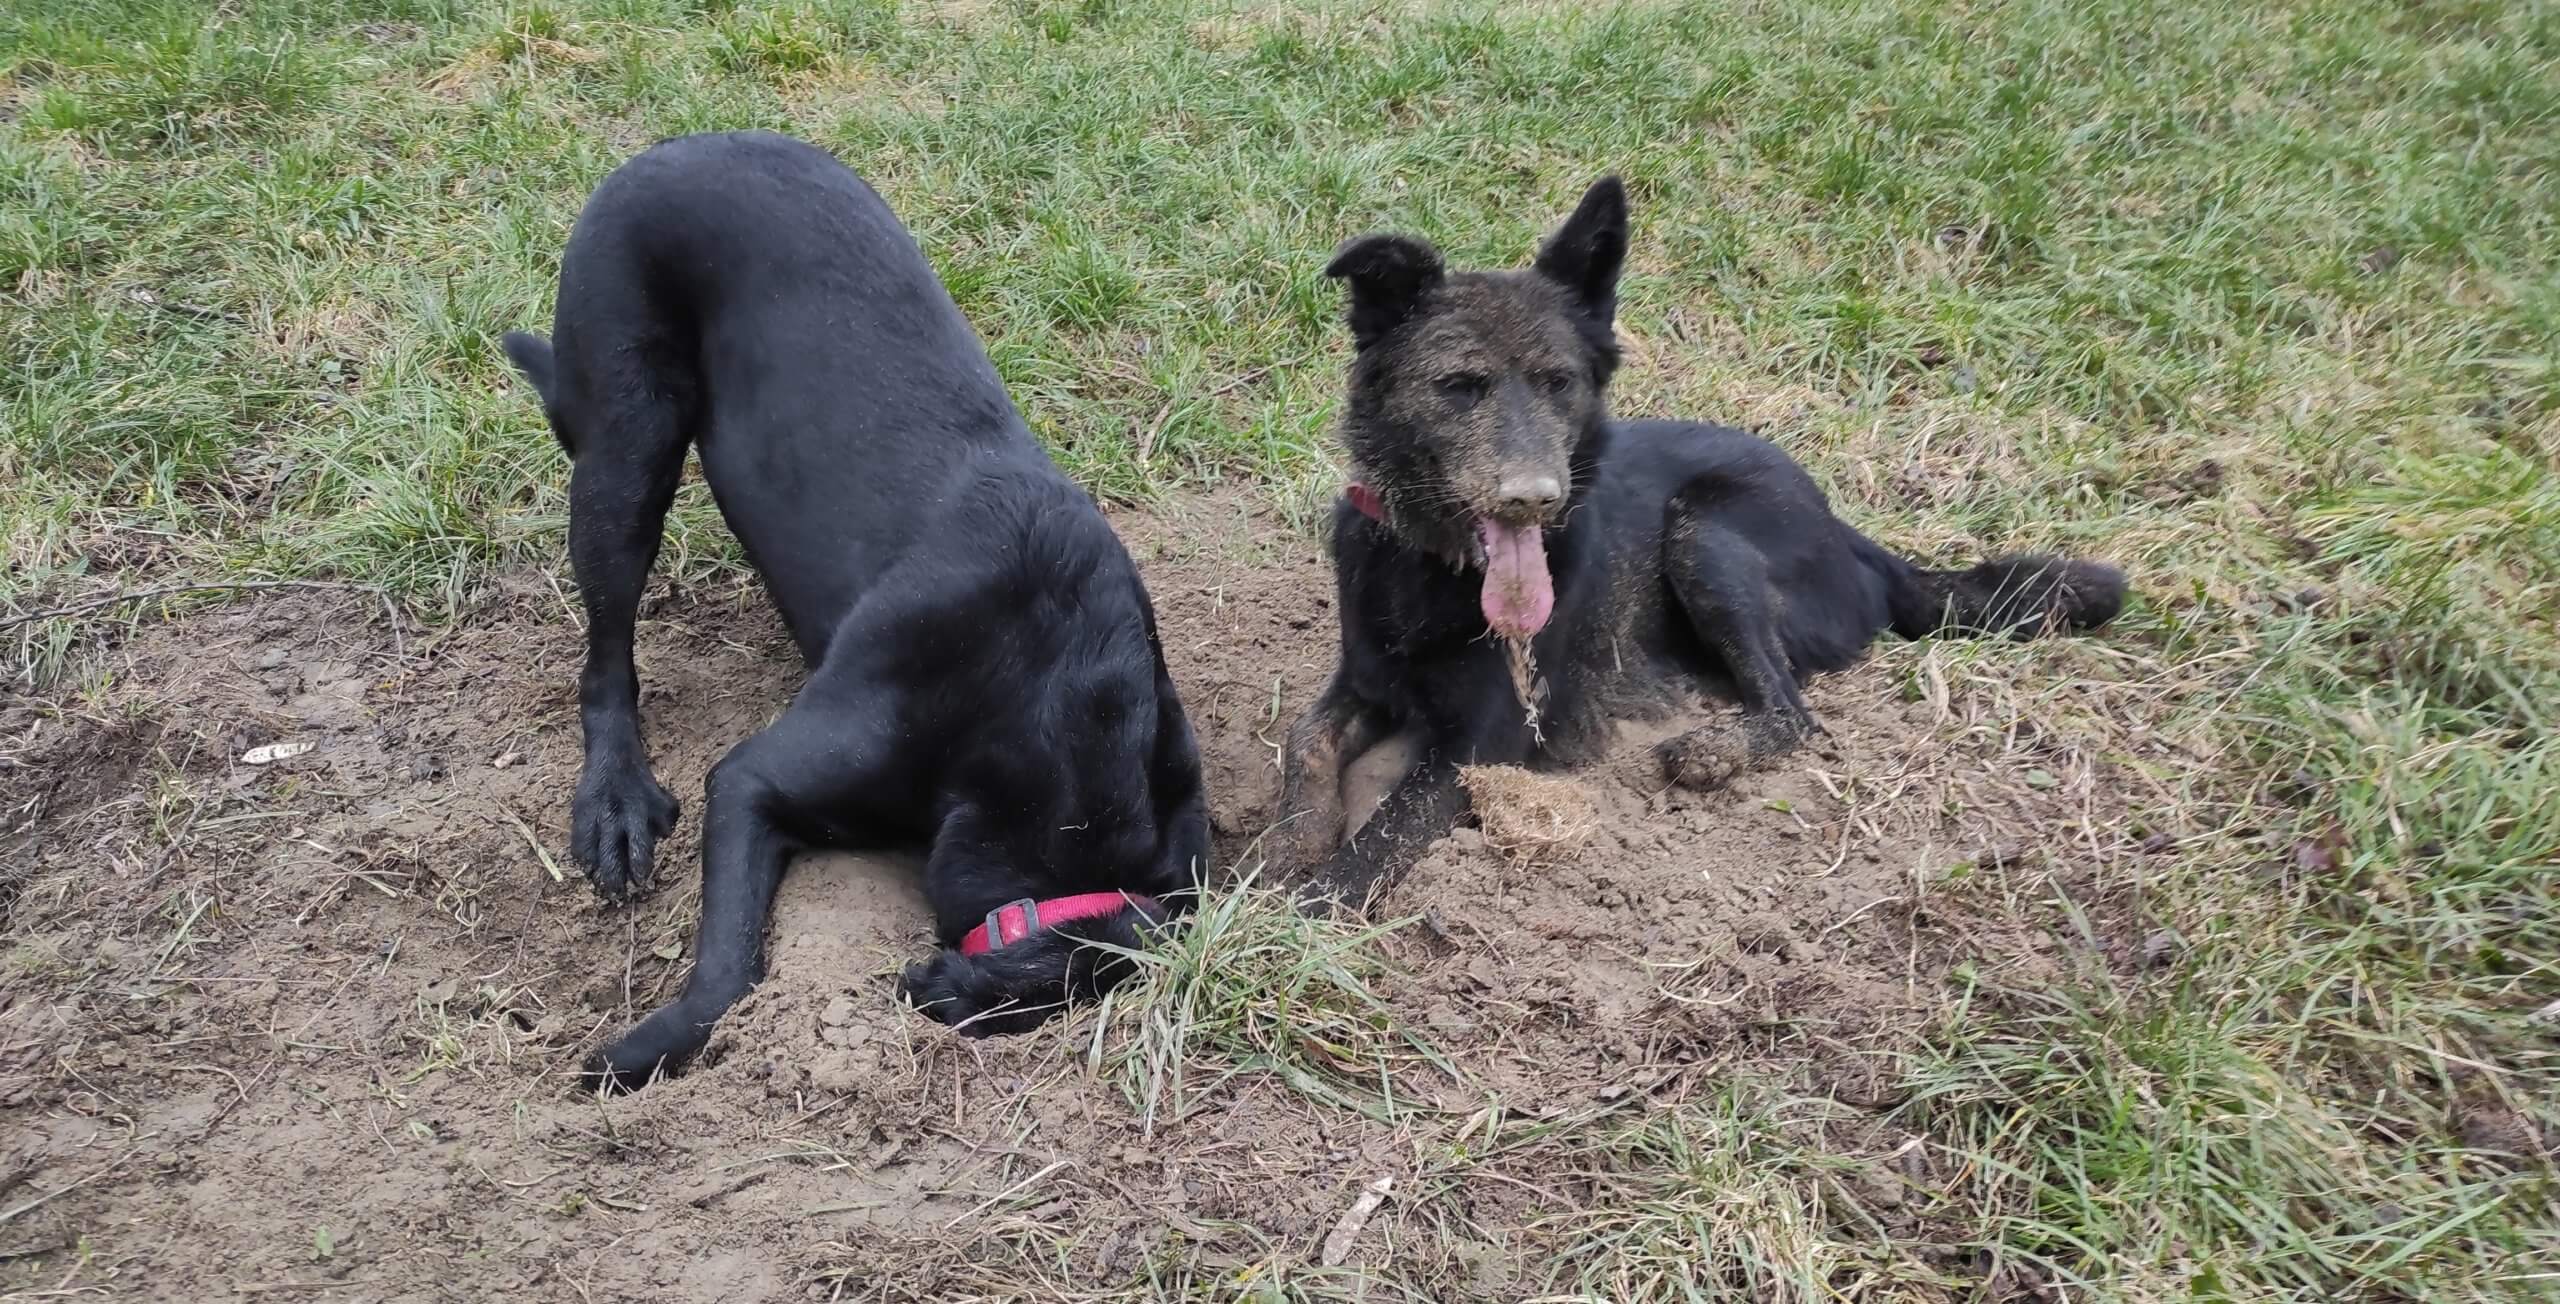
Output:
1278 177 2127 906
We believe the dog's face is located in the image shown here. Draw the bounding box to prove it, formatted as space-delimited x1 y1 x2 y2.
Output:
1325 177 1628 637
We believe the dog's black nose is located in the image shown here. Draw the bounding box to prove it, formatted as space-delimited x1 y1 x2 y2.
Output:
1498 474 1565 517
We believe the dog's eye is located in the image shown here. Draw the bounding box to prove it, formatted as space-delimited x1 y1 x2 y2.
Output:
1533 370 1574 395
1437 374 1488 402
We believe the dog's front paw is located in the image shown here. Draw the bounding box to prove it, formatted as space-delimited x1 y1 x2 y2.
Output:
580 994 722 1094
570 757 680 902
1294 849 1387 919
1656 725 1748 791
582 1018 678 1095
1265 811 1346 886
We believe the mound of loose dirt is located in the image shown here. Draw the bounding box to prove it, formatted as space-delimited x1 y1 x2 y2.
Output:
0 492 2147 1299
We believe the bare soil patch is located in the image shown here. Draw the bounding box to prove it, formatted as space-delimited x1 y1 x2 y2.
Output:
0 493 2147 1299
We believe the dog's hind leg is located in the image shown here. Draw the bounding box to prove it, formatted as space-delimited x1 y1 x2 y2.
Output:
1872 543 2128 640
552 334 694 903
1653 513 1821 792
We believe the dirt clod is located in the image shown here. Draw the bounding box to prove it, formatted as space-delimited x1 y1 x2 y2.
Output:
1654 724 1748 790
2140 929 2182 970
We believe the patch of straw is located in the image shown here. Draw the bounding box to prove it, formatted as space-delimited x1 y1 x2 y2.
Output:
1460 765 1598 868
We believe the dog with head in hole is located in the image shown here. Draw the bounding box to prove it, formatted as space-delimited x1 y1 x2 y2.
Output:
1276 176 2127 907
503 131 1209 1090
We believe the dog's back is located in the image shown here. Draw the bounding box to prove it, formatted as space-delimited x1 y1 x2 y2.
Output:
511 131 1038 654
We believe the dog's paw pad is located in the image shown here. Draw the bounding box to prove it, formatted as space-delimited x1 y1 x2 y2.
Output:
1657 728 1748 791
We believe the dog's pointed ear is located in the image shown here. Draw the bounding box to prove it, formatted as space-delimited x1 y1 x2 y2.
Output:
1533 175 1629 324
1325 233 1445 349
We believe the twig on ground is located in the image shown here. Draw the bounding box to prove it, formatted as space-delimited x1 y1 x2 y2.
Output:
1821 895 1904 938
500 806 567 883
0 1148 143 1227
197 1063 282 1145
135 795 214 892
1319 1174 1394 1266
125 286 242 324
941 1159 1072 1230
377 589 407 661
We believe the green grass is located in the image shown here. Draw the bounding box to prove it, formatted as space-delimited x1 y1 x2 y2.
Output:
1096 877 1460 1128
4 0 2557 1298
1905 973 2537 1297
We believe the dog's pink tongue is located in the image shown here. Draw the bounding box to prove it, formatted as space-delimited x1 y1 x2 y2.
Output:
1478 520 1554 638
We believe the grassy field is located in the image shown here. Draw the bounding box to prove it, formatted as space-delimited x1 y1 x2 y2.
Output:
3 0 2556 1298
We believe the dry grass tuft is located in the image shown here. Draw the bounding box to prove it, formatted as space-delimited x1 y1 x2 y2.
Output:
1459 765 1597 868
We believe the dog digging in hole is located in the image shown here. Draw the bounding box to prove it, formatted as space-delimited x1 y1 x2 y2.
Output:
502 132 1208 1090
1277 176 2127 909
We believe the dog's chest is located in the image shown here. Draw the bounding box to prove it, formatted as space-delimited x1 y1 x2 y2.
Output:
1388 595 1476 661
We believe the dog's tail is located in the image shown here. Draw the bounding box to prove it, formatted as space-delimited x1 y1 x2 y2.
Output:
1859 534 2127 640
501 330 574 456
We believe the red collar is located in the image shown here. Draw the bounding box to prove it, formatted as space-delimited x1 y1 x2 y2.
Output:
958 892 1160 956
1347 481 1385 522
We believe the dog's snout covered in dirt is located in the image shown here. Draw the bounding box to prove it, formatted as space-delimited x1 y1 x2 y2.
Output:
1280 176 2128 910
503 131 1208 1090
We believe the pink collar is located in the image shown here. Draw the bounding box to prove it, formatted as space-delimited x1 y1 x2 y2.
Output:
958 892 1160 956
1346 482 1385 522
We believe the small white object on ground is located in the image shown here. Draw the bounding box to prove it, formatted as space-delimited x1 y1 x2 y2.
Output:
1319 1175 1394 1267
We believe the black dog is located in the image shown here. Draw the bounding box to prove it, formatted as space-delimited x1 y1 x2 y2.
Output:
1277 177 2126 905
503 132 1208 1089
